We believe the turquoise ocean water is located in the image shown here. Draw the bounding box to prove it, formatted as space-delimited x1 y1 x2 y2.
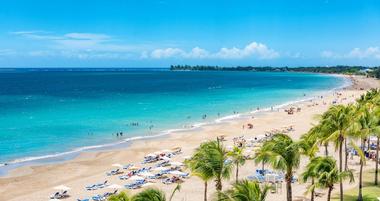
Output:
0 69 349 172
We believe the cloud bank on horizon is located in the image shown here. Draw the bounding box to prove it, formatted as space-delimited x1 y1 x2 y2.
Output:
0 0 379 67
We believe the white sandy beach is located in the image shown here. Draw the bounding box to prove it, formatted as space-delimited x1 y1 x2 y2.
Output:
0 75 379 201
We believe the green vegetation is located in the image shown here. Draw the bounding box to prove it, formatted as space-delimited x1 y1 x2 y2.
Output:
217 180 269 201
331 170 380 201
170 65 377 75
228 146 247 183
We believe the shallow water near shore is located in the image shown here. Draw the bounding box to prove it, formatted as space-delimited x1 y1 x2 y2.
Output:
0 69 348 171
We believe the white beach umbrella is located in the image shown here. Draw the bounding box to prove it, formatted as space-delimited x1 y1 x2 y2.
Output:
153 167 169 171
170 161 184 166
160 156 171 161
169 170 186 176
129 175 145 181
107 184 123 189
112 163 123 168
145 153 157 157
139 172 155 177
53 185 71 191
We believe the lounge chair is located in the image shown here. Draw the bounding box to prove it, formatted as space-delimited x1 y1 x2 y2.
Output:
60 190 69 198
92 195 105 201
50 192 60 199
77 199 90 201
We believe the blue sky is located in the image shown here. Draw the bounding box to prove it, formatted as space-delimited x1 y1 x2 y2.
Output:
0 0 380 67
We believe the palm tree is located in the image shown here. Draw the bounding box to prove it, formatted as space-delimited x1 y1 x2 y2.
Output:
132 188 166 201
228 146 246 183
217 180 269 201
299 134 319 201
206 139 233 192
353 103 380 201
319 104 355 201
357 89 380 185
310 157 354 201
186 146 214 201
302 157 323 201
189 139 233 199
254 133 301 201
169 184 181 201
108 192 131 201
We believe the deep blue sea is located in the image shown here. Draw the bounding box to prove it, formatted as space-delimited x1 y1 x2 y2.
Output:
0 69 348 169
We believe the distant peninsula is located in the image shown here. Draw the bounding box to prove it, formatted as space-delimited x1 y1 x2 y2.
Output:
170 65 380 78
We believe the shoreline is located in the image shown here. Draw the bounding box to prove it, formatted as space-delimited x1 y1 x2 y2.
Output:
1 74 376 201
0 73 350 176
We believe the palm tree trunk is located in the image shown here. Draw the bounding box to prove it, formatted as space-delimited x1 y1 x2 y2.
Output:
375 136 379 185
358 139 364 201
216 177 222 191
285 172 292 201
327 186 333 201
311 178 315 201
262 161 265 171
339 134 344 201
344 139 348 171
235 163 239 183
204 181 207 201
324 143 329 156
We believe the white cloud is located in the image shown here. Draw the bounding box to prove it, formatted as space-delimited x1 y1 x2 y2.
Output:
321 47 380 59
12 30 142 59
11 30 280 61
151 48 185 59
347 47 380 59
149 42 279 60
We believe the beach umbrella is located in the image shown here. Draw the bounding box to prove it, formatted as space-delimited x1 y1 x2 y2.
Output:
160 156 171 161
129 166 140 170
145 153 157 158
139 172 154 177
170 161 184 166
107 184 123 189
112 163 123 168
153 167 169 171
129 175 145 181
53 185 71 191
169 170 186 176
